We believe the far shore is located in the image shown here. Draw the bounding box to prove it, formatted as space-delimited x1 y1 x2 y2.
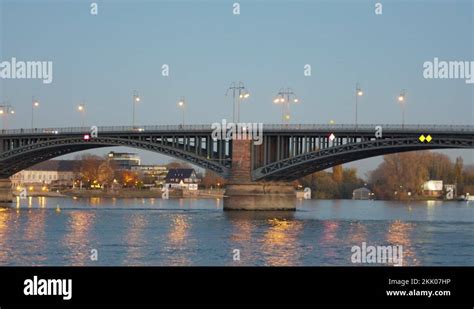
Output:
13 188 226 199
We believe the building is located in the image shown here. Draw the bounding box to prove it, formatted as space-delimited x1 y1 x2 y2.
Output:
131 165 168 188
352 187 372 200
164 168 200 190
422 180 443 197
107 151 140 170
11 160 78 189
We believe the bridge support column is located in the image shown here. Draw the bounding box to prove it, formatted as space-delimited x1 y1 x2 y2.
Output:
224 139 296 211
0 179 13 203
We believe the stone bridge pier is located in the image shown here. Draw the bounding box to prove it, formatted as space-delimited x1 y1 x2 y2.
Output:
224 139 296 211
0 179 13 203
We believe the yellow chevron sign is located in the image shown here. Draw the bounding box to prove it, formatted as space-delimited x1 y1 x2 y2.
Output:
419 134 432 143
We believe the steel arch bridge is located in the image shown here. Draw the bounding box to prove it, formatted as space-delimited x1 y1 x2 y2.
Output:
0 124 472 181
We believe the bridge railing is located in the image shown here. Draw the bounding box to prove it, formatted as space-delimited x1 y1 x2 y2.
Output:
0 123 472 135
0 124 215 135
262 124 474 132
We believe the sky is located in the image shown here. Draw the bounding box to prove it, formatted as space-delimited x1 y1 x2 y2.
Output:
0 0 473 177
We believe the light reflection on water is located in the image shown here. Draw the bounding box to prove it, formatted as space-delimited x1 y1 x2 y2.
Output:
165 214 192 266
0 197 472 266
63 211 96 266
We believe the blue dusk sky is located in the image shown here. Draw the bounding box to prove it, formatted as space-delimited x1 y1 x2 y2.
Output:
0 0 473 176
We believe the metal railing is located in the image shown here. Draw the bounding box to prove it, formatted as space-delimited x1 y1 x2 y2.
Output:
0 123 472 136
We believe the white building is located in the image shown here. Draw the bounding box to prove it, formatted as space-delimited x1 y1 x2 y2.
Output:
11 160 77 188
164 168 200 190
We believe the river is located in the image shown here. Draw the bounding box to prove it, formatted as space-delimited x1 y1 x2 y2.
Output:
0 197 472 266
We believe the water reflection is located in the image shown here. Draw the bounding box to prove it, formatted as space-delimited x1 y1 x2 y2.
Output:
0 208 10 263
319 221 340 261
347 221 368 245
165 214 191 266
123 213 149 265
386 220 418 266
62 211 96 266
261 217 303 266
1 197 472 266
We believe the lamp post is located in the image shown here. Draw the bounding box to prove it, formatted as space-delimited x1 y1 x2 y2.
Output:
31 97 40 128
355 83 364 130
77 103 86 127
398 90 407 128
273 88 299 123
177 96 186 126
226 81 250 122
132 90 140 128
0 104 15 129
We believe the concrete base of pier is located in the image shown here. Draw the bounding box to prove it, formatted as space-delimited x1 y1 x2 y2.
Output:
224 182 296 211
0 179 13 203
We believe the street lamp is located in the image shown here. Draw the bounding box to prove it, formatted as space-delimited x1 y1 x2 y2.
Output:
355 83 364 129
132 90 141 128
226 81 250 122
0 104 15 129
273 87 299 123
31 97 40 128
177 96 186 126
398 90 407 128
77 103 86 127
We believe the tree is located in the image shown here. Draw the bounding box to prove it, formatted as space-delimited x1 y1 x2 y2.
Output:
201 171 225 188
75 154 104 186
368 151 464 199
369 152 428 199
339 168 364 198
332 165 343 184
167 160 192 169
454 157 464 193
97 161 115 187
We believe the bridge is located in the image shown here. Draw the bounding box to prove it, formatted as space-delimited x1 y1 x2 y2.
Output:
0 123 472 209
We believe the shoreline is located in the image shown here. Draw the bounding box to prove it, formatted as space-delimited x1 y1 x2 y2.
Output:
11 190 467 202
13 189 225 199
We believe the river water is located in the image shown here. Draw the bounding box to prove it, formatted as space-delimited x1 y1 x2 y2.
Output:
0 197 472 266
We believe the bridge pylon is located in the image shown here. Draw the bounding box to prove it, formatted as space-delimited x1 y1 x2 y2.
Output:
0 179 13 203
224 139 296 210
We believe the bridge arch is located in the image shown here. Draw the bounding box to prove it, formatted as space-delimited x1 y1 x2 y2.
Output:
0 136 230 178
253 137 474 181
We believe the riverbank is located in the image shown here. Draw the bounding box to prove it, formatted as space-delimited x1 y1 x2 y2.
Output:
57 188 226 199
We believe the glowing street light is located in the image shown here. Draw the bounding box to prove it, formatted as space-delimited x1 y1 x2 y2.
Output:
398 90 407 128
177 96 186 126
31 97 40 128
0 103 15 129
132 90 141 128
226 81 250 122
77 103 86 127
355 83 364 129
273 88 299 123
